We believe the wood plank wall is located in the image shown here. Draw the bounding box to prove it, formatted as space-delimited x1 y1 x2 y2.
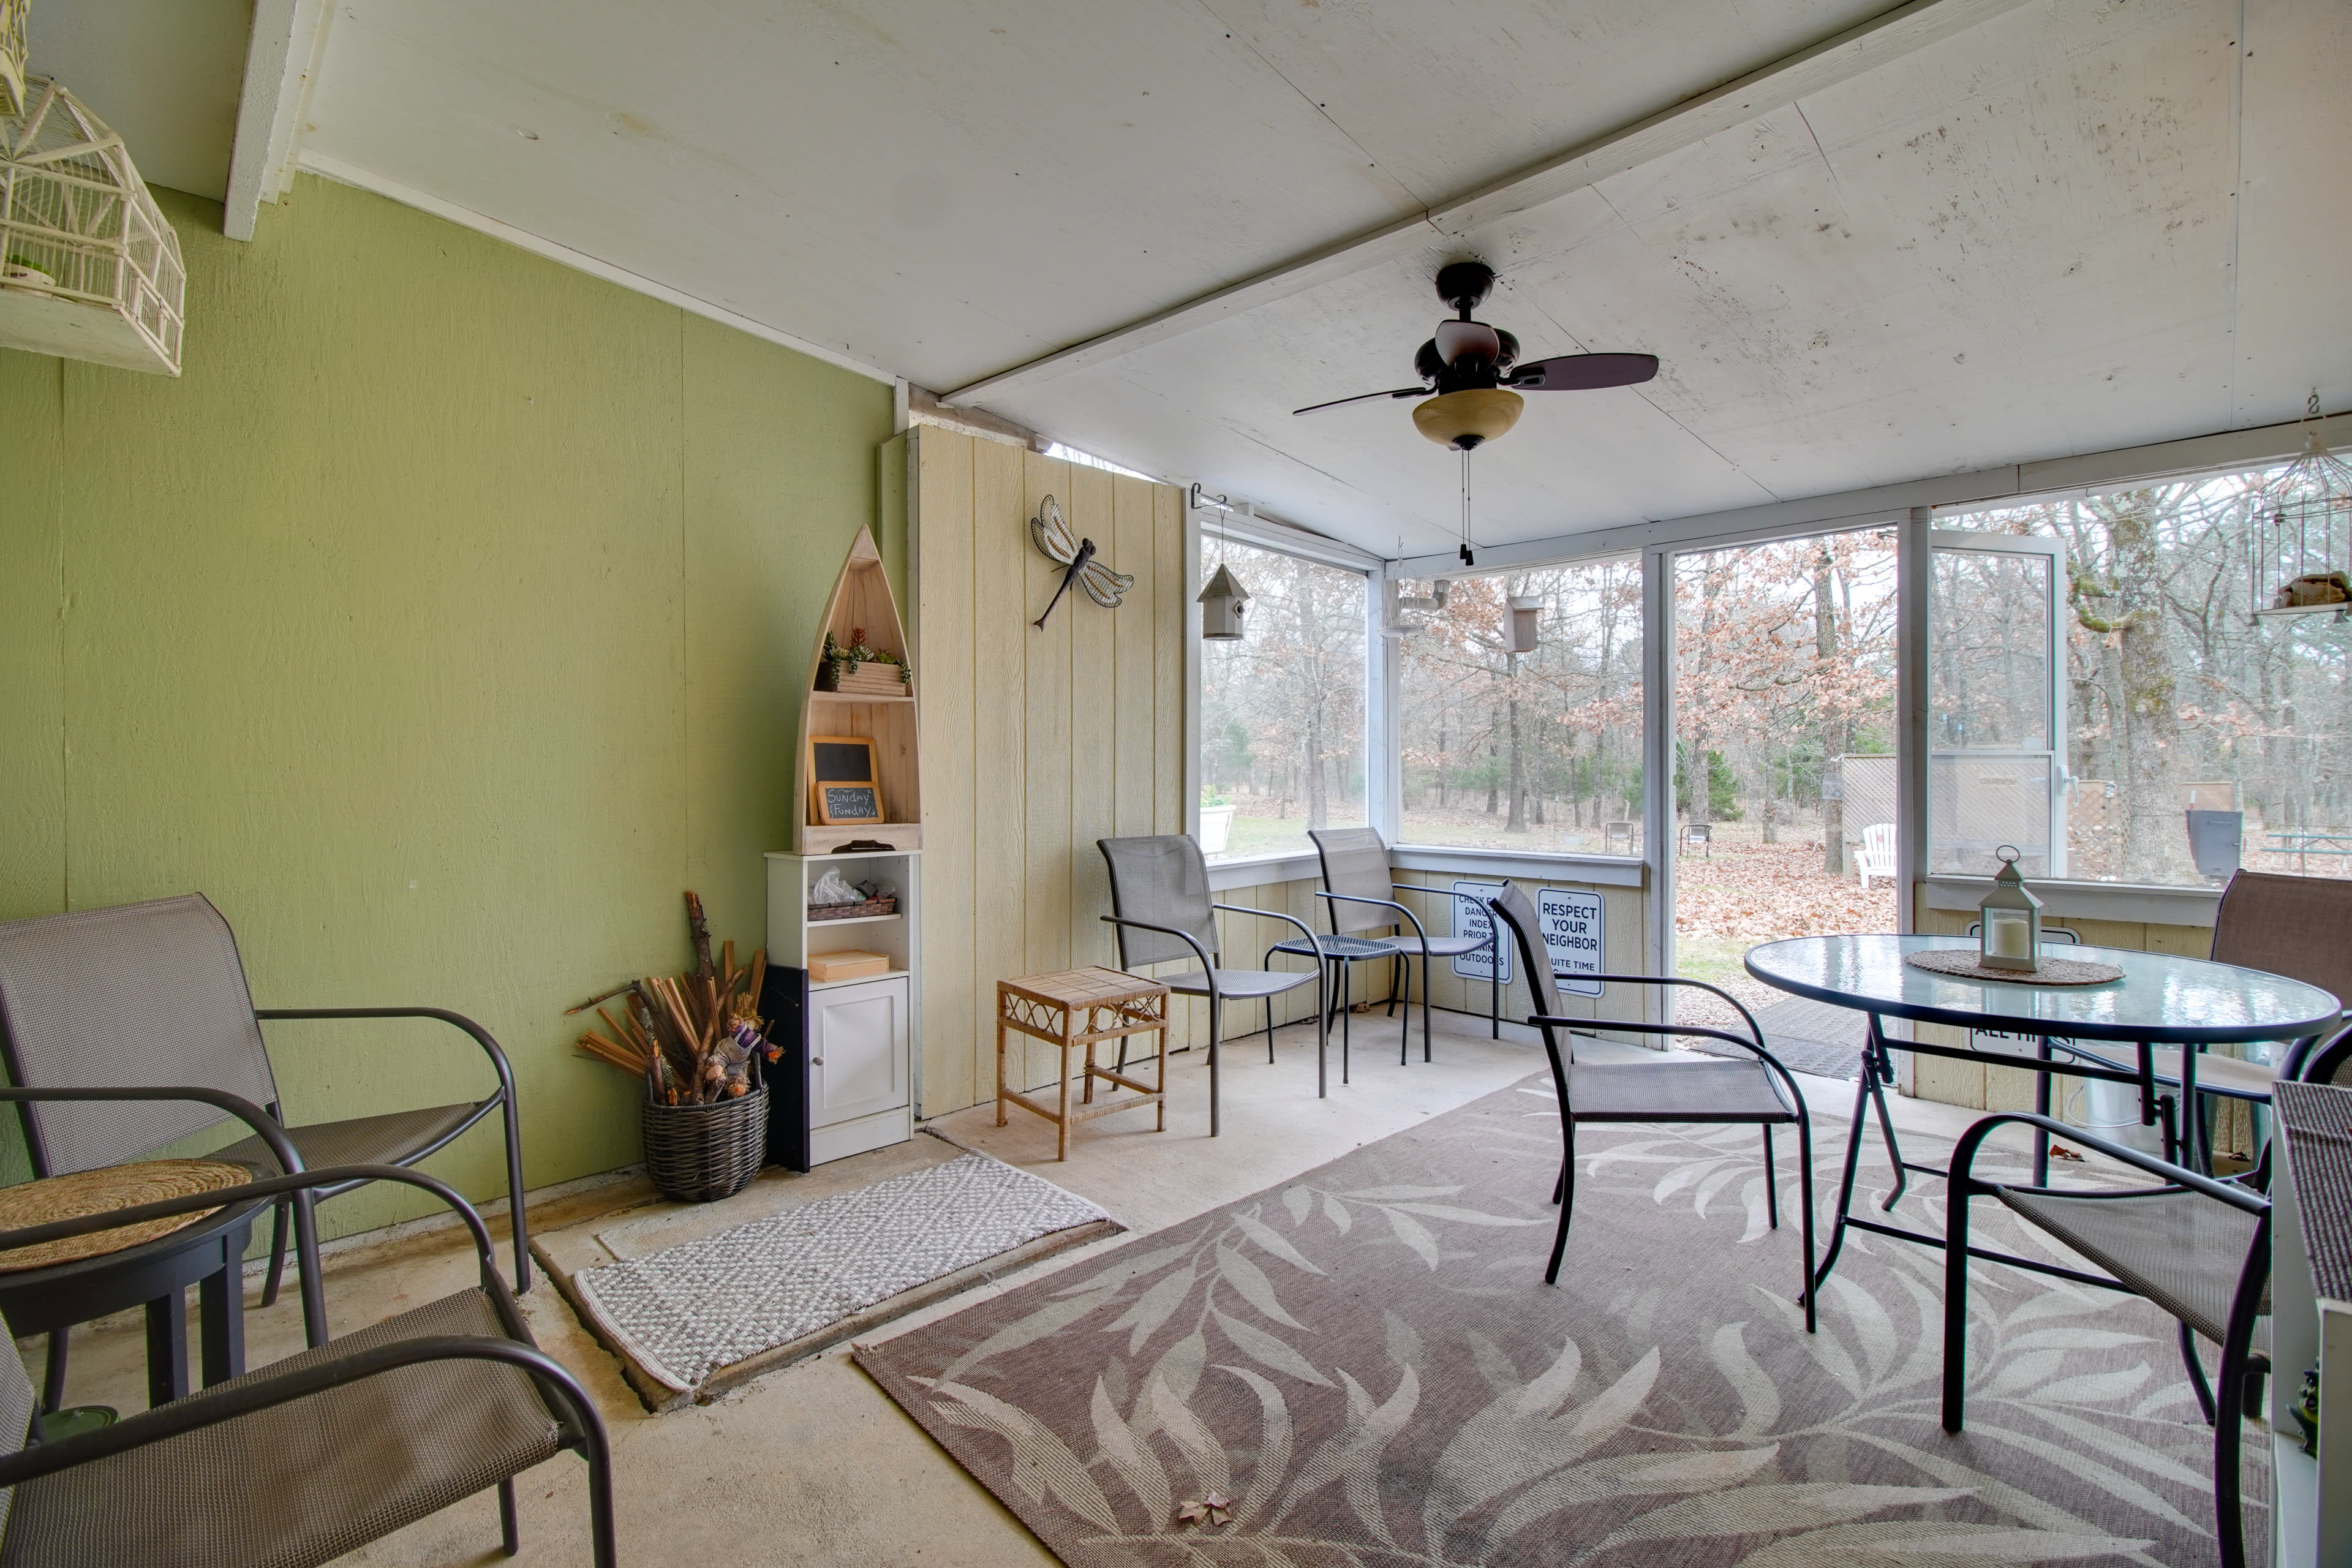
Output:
908 424 1653 1116
911 426 1191 1113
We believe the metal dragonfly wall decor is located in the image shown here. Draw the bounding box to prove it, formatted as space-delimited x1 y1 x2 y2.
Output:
1028 494 1134 630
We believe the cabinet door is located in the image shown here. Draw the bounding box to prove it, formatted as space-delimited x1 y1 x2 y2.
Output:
809 976 908 1127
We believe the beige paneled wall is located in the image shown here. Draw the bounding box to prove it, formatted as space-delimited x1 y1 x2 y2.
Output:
910 426 1186 1115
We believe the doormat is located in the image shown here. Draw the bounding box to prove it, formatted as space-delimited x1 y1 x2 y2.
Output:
572 1152 1116 1406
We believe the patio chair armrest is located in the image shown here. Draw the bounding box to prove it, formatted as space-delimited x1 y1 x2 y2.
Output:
1572 973 1767 1049
1099 915 1219 985
1314 891 1426 943
0 1162 507 1292
1212 903 1325 961
0 1332 601 1490
0 1084 303 1182
254 1006 519 1109
1948 1112 2269 1214
1388 884 1498 945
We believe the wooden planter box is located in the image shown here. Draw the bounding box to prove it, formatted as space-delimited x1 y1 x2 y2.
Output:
818 660 908 696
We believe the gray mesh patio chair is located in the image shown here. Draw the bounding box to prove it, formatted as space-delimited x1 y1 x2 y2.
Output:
1488 885 1818 1330
0 895 528 1373
2051 871 2350 1166
1936 1030 2350 1568
1308 827 1499 1063
1097 835 1327 1136
0 1163 614 1568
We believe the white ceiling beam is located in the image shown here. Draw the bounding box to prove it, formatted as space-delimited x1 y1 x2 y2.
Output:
943 0 2033 409
222 0 330 241
1389 410 2352 577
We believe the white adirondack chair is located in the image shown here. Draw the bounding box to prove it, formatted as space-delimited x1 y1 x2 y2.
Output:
1855 822 1896 889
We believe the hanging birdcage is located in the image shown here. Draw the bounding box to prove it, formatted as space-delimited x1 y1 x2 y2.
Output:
1 75 184 375
2251 404 2351 621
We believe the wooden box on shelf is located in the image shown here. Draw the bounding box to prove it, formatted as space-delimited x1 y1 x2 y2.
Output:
794 527 922 854
826 662 909 696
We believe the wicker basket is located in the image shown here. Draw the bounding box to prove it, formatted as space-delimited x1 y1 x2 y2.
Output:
809 895 897 921
641 1085 767 1202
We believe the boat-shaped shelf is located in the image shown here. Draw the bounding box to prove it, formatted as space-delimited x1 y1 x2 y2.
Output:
794 527 921 854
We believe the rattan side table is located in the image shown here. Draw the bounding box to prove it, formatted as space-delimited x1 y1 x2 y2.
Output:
996 967 1170 1159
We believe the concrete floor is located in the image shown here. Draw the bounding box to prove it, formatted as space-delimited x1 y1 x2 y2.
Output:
19 1011 2027 1566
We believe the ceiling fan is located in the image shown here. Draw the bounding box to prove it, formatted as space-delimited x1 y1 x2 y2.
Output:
1292 260 1659 451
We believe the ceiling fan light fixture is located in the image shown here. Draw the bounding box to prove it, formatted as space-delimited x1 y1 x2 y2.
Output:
1413 388 1522 451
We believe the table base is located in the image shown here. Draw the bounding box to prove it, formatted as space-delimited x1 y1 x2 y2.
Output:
1809 1017 2180 1295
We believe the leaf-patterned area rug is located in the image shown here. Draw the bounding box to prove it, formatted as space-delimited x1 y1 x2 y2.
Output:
856 1076 2261 1567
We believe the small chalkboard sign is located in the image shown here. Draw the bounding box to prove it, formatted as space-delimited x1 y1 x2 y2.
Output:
818 784 883 824
808 734 883 826
811 739 875 785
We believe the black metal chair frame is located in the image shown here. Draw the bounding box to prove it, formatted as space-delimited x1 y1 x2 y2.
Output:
1313 883 1502 1061
1099 909 1327 1137
1488 891 1819 1332
1942 1114 2269 1568
0 1085 314 1409
243 1005 531 1302
0 1162 616 1567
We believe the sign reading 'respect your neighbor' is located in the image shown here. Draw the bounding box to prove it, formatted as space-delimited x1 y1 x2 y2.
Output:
1536 888 1604 997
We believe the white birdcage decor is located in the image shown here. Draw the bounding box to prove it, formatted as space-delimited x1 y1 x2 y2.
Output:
2252 405 2351 621
1 75 184 375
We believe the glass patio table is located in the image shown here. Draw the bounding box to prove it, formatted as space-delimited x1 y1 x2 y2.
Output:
1744 933 2342 1292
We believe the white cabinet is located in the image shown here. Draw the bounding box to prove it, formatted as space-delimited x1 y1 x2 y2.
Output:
766 850 919 1167
807 974 911 1163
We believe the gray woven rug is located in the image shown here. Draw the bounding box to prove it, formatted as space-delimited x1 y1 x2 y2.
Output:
576 1152 1111 1394
859 1077 2256 1567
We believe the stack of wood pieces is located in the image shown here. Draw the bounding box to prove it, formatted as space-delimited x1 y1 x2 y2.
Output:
571 892 774 1104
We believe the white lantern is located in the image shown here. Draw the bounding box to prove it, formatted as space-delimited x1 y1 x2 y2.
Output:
1977 845 2043 972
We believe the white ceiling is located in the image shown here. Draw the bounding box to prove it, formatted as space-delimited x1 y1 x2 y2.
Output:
34 0 2352 560
28 0 250 200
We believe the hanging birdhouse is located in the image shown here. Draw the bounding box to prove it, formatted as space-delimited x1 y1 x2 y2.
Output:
1199 564 1250 641
2253 410 2351 621
1 77 185 375
1507 595 1543 654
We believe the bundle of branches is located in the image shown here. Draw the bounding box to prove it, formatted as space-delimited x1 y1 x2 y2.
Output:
570 892 776 1104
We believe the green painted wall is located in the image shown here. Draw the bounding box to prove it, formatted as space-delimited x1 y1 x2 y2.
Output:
0 176 898 1233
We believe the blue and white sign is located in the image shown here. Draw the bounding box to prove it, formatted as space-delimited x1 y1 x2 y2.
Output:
1449 880 1510 983
1537 888 1604 997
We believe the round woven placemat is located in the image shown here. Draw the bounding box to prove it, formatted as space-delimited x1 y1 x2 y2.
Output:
0 1159 252 1273
1904 948 2122 986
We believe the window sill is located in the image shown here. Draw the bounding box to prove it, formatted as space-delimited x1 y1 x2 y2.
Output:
1202 844 1653 892
1204 851 1321 891
1923 874 2221 927
1391 843 1648 889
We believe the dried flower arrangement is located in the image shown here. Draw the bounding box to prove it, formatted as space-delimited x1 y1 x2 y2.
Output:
570 892 776 1104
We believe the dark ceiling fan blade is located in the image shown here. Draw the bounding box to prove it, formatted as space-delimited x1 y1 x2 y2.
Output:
1507 353 1659 391
1292 386 1429 416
